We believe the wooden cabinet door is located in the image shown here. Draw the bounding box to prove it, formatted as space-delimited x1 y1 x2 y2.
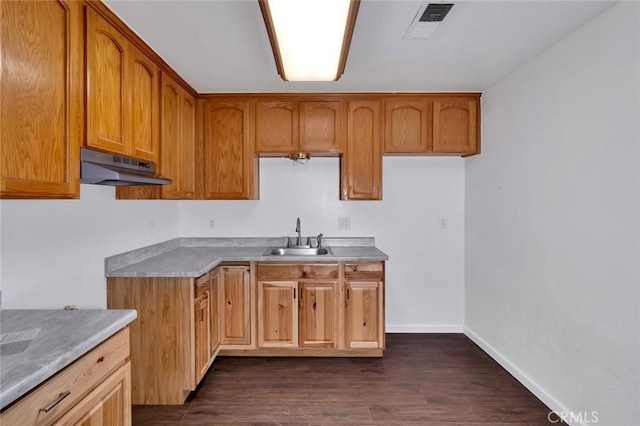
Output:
85 7 129 155
203 100 257 199
194 290 210 383
53 363 132 426
209 269 221 355
345 281 383 349
342 100 382 200
257 281 298 347
299 101 344 153
1 0 81 199
129 47 159 162
255 100 297 153
180 92 197 198
433 98 479 155
384 98 433 153
158 75 181 198
220 266 251 345
299 282 338 347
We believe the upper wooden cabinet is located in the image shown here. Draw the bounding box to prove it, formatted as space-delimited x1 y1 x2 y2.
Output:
342 100 382 200
201 99 258 200
433 97 479 155
384 98 433 153
85 6 159 163
1 0 82 199
255 99 344 154
384 94 480 156
160 73 196 199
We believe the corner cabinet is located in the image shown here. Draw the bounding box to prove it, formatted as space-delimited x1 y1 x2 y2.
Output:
432 97 479 155
1 0 82 199
201 99 258 200
0 329 132 425
107 272 222 405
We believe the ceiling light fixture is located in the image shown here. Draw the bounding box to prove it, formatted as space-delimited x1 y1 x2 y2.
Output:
259 0 360 81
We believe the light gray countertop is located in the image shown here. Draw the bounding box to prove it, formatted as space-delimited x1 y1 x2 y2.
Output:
0 309 137 410
106 237 389 278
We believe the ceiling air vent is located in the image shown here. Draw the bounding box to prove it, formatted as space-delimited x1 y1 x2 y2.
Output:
404 3 455 40
419 4 454 22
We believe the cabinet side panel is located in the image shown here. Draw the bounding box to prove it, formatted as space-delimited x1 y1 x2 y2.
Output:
107 277 193 405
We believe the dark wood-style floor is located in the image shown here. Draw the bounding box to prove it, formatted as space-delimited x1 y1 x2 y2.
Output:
133 334 562 425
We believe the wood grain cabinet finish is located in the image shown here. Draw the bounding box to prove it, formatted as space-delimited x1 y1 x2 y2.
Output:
0 328 132 425
299 282 339 348
220 266 252 346
107 274 221 405
384 98 433 153
194 283 211 384
160 73 196 199
345 281 384 349
255 99 344 154
342 100 382 200
344 262 385 349
209 268 221 355
257 281 298 348
202 99 258 199
0 0 82 199
255 100 298 153
433 97 479 155
85 6 159 163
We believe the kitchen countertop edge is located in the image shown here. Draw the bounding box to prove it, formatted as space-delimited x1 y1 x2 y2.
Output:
0 309 137 411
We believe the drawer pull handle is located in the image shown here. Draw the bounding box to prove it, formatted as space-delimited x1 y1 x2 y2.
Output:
40 391 71 413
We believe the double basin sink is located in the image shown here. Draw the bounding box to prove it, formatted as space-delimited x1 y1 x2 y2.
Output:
265 247 333 256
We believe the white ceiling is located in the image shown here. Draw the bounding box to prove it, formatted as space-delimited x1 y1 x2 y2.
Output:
104 0 615 93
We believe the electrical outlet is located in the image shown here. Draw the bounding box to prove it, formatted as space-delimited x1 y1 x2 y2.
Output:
147 220 155 235
208 218 216 229
439 218 447 229
338 216 351 230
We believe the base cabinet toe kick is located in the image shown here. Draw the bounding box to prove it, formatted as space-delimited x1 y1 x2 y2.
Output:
107 261 385 405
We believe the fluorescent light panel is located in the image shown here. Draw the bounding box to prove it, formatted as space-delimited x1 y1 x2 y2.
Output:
260 0 360 81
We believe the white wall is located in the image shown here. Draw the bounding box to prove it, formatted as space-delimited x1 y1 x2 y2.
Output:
180 156 466 332
0 185 179 309
465 3 640 426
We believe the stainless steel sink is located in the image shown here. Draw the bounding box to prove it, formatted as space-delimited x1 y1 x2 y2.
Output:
265 247 333 256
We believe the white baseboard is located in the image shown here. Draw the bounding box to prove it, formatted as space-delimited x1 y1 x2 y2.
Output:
463 326 577 425
386 324 463 333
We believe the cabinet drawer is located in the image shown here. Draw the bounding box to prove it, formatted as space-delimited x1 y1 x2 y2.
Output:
344 262 384 280
257 264 339 280
0 328 130 425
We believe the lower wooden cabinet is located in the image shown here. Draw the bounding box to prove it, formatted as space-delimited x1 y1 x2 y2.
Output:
345 281 384 349
248 262 383 355
257 281 298 347
194 275 211 384
299 282 339 347
107 273 220 405
220 265 252 347
0 329 131 425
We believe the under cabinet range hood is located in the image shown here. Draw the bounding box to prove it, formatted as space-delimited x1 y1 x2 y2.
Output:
80 148 171 186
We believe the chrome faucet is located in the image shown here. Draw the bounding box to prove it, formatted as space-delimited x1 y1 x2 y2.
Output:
295 217 302 246
316 233 323 248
